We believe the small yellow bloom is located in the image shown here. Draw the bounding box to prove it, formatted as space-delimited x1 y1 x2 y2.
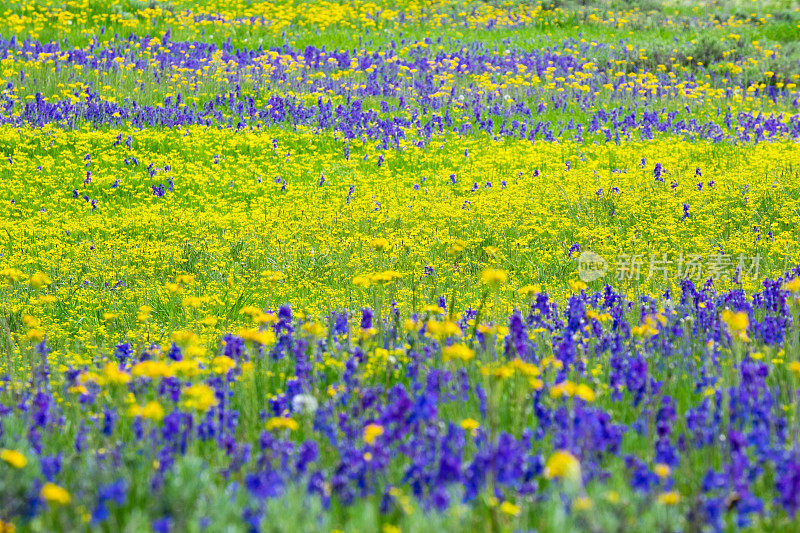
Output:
140 401 165 422
68 385 88 395
460 418 480 435
239 328 276 346
137 305 154 322
721 309 749 335
528 377 544 390
371 270 402 284
352 274 372 288
518 284 541 296
568 279 587 292
199 316 219 327
370 238 390 251
182 296 205 308
448 240 467 255
427 320 462 339
785 278 800 293
363 423 384 444
442 344 475 363
632 316 660 338
29 272 52 289
654 463 671 478
102 362 131 385
165 282 183 294
509 359 540 376
403 319 420 332
171 330 200 346
301 322 326 338
1 449 27 468
265 417 299 432
172 359 200 377
40 483 71 505
544 450 581 480
499 501 520 516
549 381 576 399
572 496 593 511
25 329 45 342
575 384 595 402
657 491 680 505
489 365 514 380
480 268 508 286
175 274 196 285
211 356 236 374
262 271 286 283
182 384 218 412
184 344 207 358
1 267 25 282
131 360 172 379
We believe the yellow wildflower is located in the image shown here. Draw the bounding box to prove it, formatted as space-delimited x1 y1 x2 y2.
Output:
427 320 462 339
301 322 326 337
1 267 25 282
372 270 402 283
568 279 587 292
544 450 581 481
572 497 593 511
574 384 595 402
784 278 800 292
1 449 27 468
657 491 680 505
29 272 52 289
25 329 45 342
262 271 286 283
211 356 236 374
460 418 480 436
239 328 276 346
129 401 165 422
442 344 475 363
721 310 749 338
480 268 508 286
518 284 541 296
549 381 576 399
352 274 372 288
499 501 520 516
40 483 71 505
265 417 299 432
131 360 172 379
363 423 384 444
102 362 131 385
182 384 218 412
370 237 390 251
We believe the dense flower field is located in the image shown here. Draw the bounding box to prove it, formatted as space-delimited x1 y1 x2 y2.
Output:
1 0 800 531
